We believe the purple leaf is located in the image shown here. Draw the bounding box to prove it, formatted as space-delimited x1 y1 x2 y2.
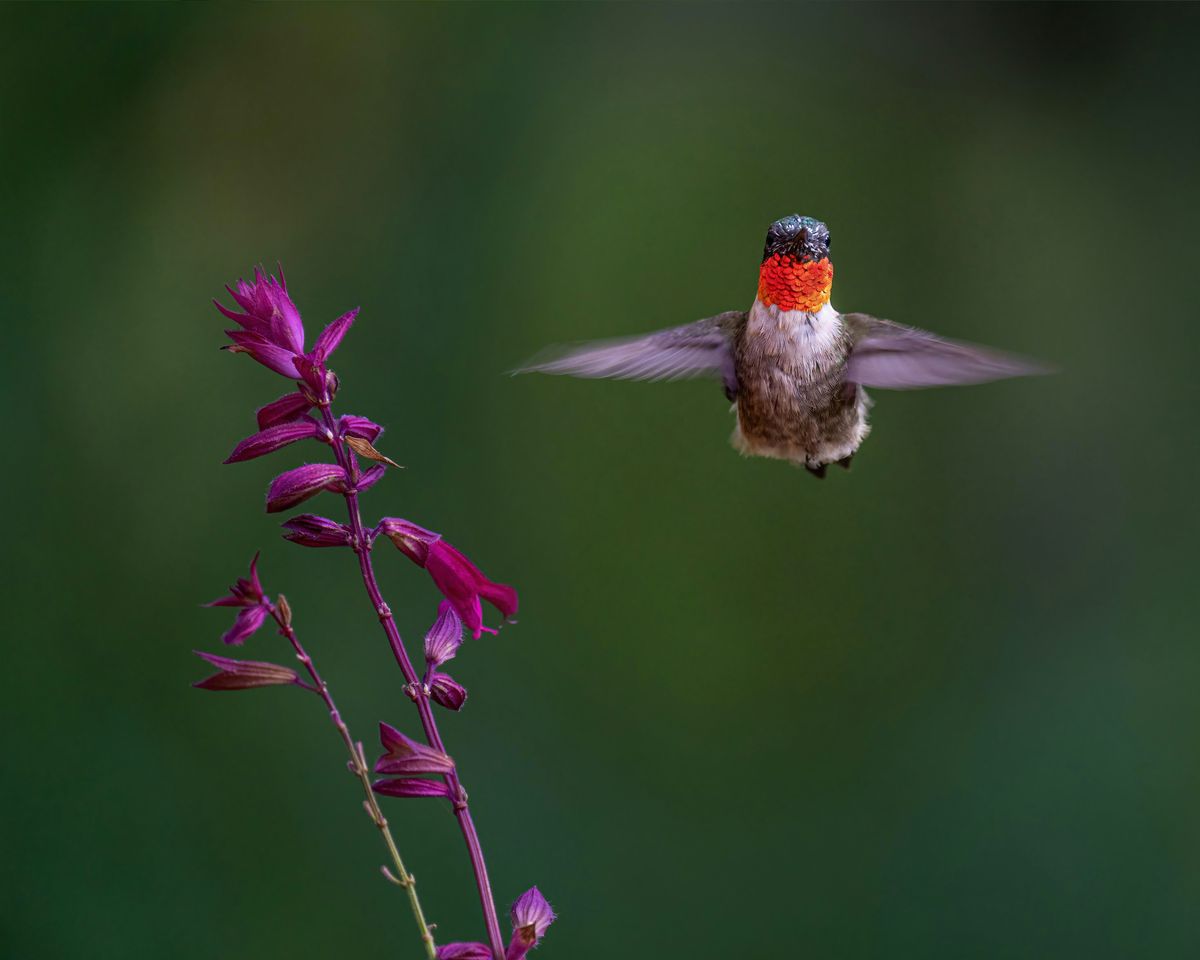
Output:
338 414 383 442
265 463 348 513
371 778 453 799
437 945 493 960
224 418 321 464
356 463 386 493
257 391 314 430
281 514 352 548
193 651 300 691
424 601 464 668
375 722 455 776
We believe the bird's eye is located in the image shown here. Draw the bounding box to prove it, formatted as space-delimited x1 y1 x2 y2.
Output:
824 234 832 249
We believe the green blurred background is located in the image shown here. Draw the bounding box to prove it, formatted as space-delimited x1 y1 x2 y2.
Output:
3 4 1199 958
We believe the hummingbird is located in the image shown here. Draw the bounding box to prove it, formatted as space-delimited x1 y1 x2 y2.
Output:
517 214 1049 477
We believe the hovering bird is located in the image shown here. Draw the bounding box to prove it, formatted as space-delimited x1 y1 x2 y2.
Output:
517 214 1049 477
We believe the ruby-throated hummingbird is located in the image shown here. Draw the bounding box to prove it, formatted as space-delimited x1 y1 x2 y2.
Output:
518 214 1049 477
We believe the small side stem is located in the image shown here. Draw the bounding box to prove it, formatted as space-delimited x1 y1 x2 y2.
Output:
267 601 437 960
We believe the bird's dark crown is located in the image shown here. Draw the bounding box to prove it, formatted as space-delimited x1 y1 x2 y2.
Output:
763 214 831 263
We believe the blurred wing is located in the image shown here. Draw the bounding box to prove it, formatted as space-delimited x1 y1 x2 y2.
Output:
843 313 1052 390
515 311 745 394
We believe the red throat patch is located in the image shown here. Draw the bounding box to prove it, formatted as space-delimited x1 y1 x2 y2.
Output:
757 254 833 313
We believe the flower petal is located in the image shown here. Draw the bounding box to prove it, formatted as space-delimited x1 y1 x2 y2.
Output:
221 604 268 646
311 308 359 362
224 418 321 464
224 330 303 378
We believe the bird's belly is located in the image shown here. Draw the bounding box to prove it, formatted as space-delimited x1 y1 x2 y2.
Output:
732 371 870 467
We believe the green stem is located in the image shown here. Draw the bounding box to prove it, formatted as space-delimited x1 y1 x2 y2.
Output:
269 599 437 959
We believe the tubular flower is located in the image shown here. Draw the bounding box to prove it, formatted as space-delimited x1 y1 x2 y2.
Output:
374 519 518 638
204 553 270 646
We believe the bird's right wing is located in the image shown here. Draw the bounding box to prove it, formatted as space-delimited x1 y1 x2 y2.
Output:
843 313 1052 389
515 311 746 398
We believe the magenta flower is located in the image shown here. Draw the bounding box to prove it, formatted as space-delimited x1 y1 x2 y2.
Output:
205 554 270 645
192 652 300 691
505 887 556 960
215 267 307 377
375 519 519 638
215 265 359 386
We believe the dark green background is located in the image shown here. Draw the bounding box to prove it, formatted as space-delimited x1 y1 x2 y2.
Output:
3 4 1198 958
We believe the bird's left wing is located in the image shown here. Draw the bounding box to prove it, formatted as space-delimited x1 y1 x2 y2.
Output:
515 311 746 397
843 313 1052 390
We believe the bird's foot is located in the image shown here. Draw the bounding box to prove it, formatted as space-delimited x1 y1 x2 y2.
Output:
805 463 828 479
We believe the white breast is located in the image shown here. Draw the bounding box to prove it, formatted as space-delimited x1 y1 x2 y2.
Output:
745 298 843 373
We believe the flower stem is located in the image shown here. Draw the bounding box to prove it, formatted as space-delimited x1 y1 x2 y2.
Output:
317 404 507 960
267 600 437 959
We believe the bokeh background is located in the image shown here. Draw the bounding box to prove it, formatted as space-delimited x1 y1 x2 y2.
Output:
3 4 1199 958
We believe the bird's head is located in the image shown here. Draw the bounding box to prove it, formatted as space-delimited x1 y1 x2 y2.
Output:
757 214 833 313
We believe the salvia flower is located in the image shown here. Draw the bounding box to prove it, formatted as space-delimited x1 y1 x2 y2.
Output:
375 722 456 776
266 463 349 513
424 601 464 669
429 671 468 711
375 518 519 638
192 652 300 691
506 886 556 960
281 514 353 548
436 944 492 960
205 553 270 645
